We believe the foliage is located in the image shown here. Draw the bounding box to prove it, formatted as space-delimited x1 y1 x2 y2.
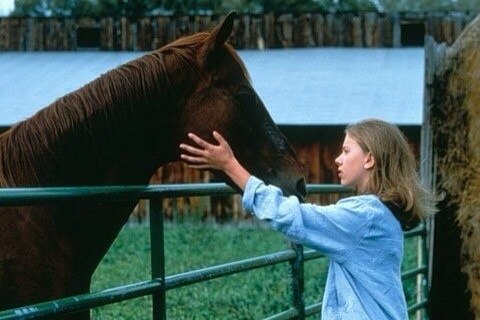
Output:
95 0 152 16
315 0 378 11
13 0 99 16
90 222 421 319
11 0 480 17
261 0 323 13
375 0 480 11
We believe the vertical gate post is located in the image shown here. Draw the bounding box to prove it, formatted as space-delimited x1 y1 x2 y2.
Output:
149 198 166 320
415 224 428 320
290 242 305 319
422 35 441 293
418 35 437 320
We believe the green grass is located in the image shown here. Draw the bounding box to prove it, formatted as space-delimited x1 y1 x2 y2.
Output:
91 222 423 319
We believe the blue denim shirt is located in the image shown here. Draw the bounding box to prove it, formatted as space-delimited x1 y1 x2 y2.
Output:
242 176 408 320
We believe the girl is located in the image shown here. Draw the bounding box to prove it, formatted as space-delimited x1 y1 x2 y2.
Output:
179 118 436 319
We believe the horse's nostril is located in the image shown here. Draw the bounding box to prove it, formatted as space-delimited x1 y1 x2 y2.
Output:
296 178 307 198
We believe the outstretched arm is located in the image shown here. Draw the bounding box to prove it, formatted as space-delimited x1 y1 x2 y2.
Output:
179 131 251 191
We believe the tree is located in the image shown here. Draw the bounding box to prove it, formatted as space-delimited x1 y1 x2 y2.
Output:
261 0 323 13
96 0 152 16
13 0 99 17
454 0 480 10
374 0 480 11
13 0 51 16
11 0 480 17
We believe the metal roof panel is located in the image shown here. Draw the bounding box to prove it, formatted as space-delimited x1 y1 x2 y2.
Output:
0 48 423 126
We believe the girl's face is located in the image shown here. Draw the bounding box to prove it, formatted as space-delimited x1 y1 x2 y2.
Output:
335 134 374 192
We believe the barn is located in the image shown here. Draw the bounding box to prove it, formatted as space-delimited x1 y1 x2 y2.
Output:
0 47 423 220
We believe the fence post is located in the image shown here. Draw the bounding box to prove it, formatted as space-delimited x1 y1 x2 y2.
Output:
416 226 429 320
422 35 445 320
290 242 305 319
150 198 166 320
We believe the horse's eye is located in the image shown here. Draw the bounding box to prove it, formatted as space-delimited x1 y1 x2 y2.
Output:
234 90 256 107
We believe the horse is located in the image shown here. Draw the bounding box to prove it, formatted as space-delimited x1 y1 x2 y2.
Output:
0 12 306 319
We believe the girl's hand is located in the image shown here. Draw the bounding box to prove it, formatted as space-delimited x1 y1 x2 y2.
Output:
179 131 235 172
179 131 251 190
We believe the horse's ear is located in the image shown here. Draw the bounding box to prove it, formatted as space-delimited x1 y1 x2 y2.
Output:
200 11 237 63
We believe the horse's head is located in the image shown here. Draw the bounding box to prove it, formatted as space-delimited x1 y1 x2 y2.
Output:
161 12 306 198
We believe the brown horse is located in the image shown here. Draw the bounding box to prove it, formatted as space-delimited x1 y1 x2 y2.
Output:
0 12 306 319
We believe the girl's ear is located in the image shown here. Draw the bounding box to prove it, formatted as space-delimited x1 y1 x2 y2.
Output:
364 152 375 170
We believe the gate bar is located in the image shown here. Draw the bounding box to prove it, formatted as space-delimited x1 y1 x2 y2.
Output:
290 243 305 319
0 280 162 319
150 198 166 320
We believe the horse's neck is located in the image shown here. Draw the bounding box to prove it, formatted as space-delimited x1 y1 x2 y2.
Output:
2 60 178 187
0 57 185 276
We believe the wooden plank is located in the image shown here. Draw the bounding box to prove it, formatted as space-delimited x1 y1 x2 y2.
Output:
277 13 293 48
311 13 324 46
441 14 453 44
154 16 167 48
100 18 112 50
451 12 466 40
392 13 401 47
352 15 363 47
242 14 251 49
365 12 378 47
300 13 314 47
334 13 345 46
342 13 353 46
263 13 275 48
120 17 127 50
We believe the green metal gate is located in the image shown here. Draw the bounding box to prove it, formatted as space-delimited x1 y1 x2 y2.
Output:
0 183 428 319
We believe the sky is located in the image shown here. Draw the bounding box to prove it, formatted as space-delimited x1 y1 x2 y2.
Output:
0 0 14 16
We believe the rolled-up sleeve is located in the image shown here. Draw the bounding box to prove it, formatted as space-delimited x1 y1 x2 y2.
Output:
242 176 374 262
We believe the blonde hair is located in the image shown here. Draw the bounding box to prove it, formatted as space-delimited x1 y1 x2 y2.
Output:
346 119 437 230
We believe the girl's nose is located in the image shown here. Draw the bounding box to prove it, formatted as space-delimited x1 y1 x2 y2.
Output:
335 155 341 165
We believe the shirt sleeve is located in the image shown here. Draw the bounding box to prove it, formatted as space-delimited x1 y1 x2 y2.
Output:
242 176 374 263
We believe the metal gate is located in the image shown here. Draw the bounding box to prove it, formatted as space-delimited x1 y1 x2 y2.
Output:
0 183 428 319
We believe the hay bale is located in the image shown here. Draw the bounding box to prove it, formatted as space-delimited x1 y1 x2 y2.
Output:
431 13 480 315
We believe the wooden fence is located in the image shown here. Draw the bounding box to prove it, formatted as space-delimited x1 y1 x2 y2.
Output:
0 11 477 51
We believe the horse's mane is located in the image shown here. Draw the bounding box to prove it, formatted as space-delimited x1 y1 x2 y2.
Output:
0 32 249 187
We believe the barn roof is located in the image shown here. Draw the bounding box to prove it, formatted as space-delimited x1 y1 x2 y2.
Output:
0 48 423 127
